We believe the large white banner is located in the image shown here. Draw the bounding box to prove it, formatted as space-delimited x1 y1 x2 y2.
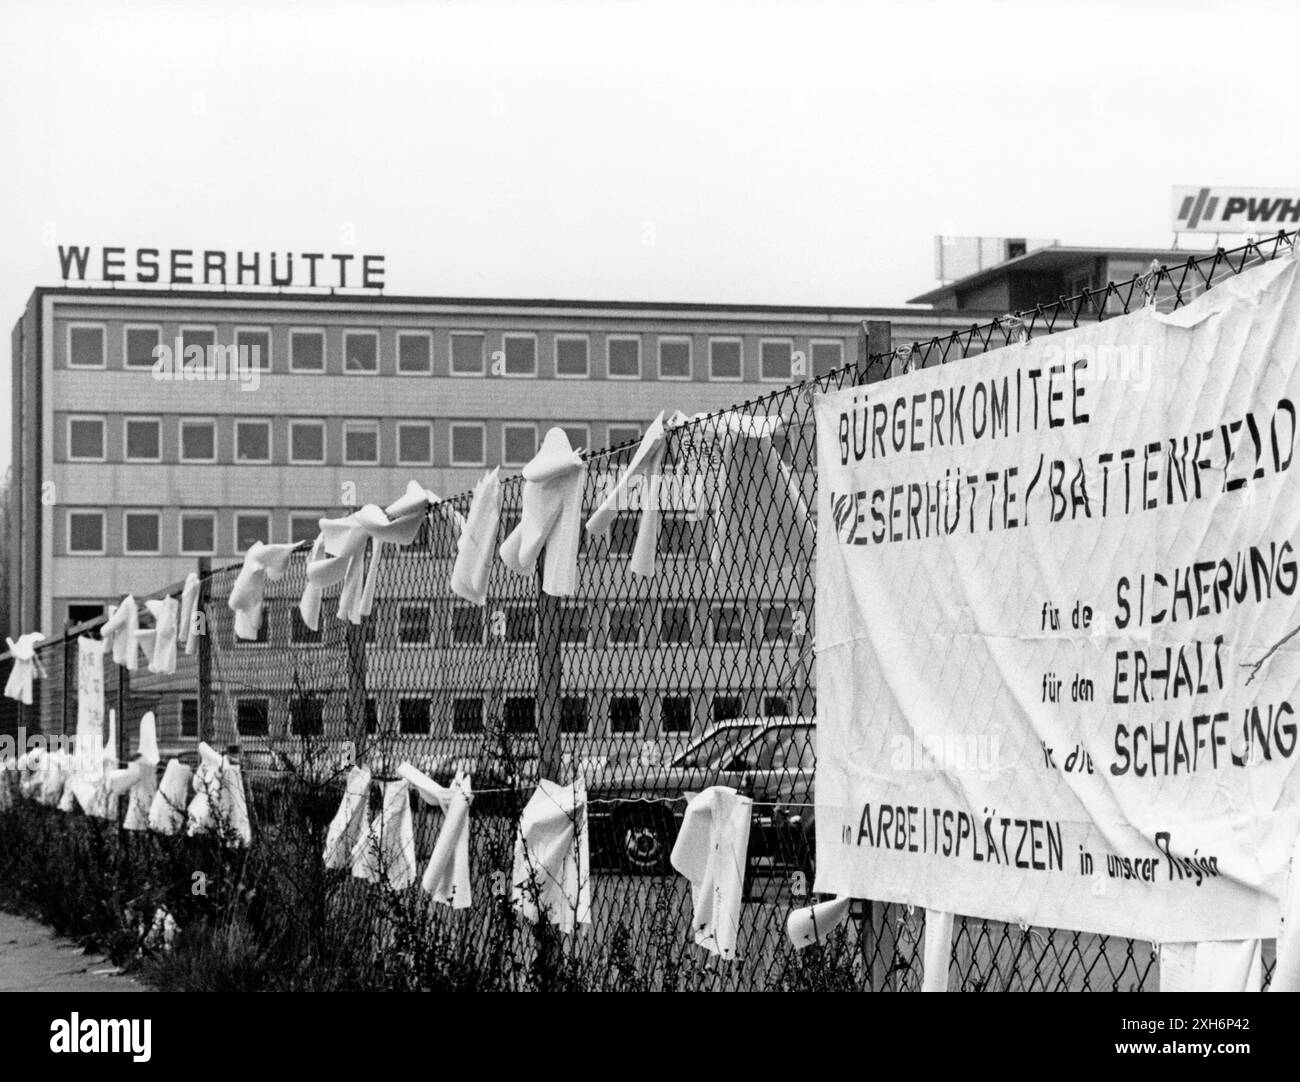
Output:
815 254 1300 942
76 636 105 747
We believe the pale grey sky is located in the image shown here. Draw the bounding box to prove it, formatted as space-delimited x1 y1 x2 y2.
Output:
2 0 1298 471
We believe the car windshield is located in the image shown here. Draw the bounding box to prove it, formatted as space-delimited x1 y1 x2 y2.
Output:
728 726 815 771
672 725 757 769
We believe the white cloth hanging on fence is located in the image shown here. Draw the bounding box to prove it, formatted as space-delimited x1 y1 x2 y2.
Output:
398 763 473 908
670 785 752 959
1159 939 1263 992
107 711 160 831
177 572 201 655
149 759 193 835
229 541 299 640
385 479 463 528
450 468 502 606
585 412 668 578
786 895 853 949
38 747 72 808
499 428 587 597
186 742 251 847
4 632 46 705
0 756 15 811
922 909 954 992
351 779 417 890
144 597 179 675
512 778 592 933
102 595 140 669
17 750 40 800
323 765 372 870
300 503 426 630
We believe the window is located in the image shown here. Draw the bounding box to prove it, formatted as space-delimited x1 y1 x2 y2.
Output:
451 605 483 644
235 419 271 463
66 603 105 628
762 605 793 642
67 511 105 554
290 420 325 464
764 696 790 718
180 327 216 354
610 695 641 734
504 696 535 734
452 698 484 734
290 329 325 372
290 514 320 544
291 606 321 644
398 699 429 735
504 604 535 643
234 513 271 551
238 699 270 737
561 424 589 452
608 603 641 645
661 695 693 733
811 339 844 378
67 417 105 461
607 512 638 557
124 325 160 369
761 339 793 382
450 332 484 376
180 698 199 738
180 419 216 462
555 336 589 378
713 694 744 724
398 604 431 644
397 331 432 374
67 324 105 368
289 696 323 736
502 424 537 467
560 696 588 734
660 604 693 645
659 337 692 380
235 328 272 371
343 421 379 464
450 423 485 466
710 338 742 381
659 512 701 557
124 418 161 462
180 512 216 555
558 604 590 644
712 605 746 644
397 422 433 466
501 334 537 377
343 330 379 373
607 336 641 379
124 511 160 554
607 424 641 448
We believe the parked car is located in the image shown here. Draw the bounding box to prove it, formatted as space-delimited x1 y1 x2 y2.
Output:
586 717 815 874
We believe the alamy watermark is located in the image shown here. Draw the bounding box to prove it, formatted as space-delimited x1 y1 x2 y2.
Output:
151 338 261 391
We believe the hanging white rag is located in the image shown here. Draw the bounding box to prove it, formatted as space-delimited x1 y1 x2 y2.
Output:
64 705 117 817
398 763 473 908
300 504 426 629
1159 939 1263 991
922 909 954 991
38 748 72 808
106 711 160 831
786 895 853 949
4 632 46 705
385 478 463 527
450 468 502 606
585 412 668 577
149 759 194 835
186 742 252 847
18 749 45 801
512 778 592 933
351 779 417 890
144 597 179 674
670 785 752 959
1272 829 1300 991
323 765 373 870
499 428 587 597
103 595 140 669
228 541 299 640
177 572 201 655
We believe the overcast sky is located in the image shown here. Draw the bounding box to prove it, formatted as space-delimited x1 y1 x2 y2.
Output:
2 0 1298 472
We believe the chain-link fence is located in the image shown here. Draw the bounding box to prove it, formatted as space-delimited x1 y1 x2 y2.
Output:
3 231 1296 990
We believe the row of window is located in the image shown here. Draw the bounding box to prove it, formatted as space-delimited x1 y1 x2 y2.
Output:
64 323 846 382
234 598 802 648
234 691 801 738
63 415 629 468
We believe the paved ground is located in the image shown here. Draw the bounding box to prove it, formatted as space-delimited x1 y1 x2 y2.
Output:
0 911 145 992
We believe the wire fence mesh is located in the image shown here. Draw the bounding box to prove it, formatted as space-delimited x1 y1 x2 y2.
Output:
3 231 1296 989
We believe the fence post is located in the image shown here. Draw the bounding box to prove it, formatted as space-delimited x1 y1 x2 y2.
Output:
858 319 893 383
61 619 73 739
116 659 128 765
535 569 564 783
346 621 368 748
197 556 212 746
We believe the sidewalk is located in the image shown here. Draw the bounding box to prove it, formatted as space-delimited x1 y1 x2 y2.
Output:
0 911 145 992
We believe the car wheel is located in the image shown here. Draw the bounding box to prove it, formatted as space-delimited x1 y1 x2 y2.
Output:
615 804 675 875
